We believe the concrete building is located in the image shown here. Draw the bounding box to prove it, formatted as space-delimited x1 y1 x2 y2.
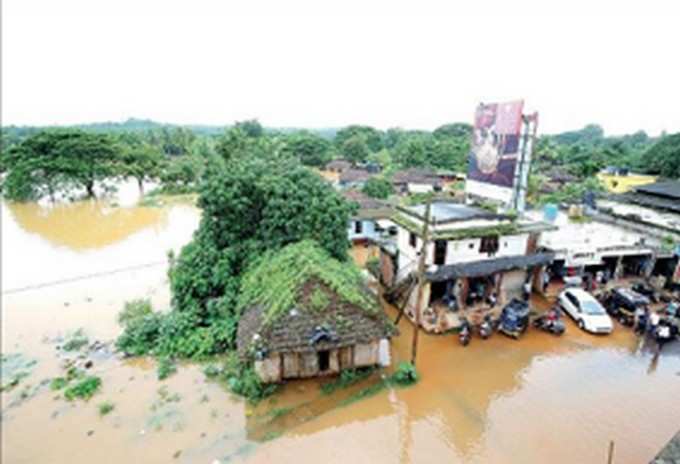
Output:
342 190 393 244
378 201 555 333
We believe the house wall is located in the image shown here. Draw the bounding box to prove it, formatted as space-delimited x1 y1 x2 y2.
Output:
396 226 530 275
256 343 388 383
408 183 435 194
348 219 378 242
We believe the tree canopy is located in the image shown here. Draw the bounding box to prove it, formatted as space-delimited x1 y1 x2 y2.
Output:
641 132 680 179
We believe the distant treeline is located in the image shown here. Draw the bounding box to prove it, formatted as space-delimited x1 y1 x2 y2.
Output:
0 118 678 203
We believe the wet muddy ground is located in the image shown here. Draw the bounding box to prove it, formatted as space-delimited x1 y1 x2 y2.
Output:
2 185 679 463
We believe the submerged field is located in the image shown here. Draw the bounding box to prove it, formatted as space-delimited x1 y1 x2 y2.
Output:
2 184 679 464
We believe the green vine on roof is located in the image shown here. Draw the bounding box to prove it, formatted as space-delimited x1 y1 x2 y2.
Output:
237 240 379 327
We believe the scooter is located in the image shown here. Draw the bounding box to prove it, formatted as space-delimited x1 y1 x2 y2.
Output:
532 306 565 336
459 318 471 346
479 314 494 339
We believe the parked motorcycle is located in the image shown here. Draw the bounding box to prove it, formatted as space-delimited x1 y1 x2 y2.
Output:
478 314 494 339
533 306 565 336
459 317 471 346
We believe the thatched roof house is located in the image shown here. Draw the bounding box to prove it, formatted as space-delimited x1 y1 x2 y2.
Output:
236 241 397 383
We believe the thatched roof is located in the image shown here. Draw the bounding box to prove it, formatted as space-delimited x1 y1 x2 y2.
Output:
236 241 396 358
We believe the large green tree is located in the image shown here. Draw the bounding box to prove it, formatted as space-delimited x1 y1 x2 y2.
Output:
1 130 118 201
281 131 332 167
118 143 165 194
640 133 680 179
335 125 383 153
341 135 371 164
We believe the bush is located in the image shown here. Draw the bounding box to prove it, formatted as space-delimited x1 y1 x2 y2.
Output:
157 357 177 380
222 353 277 404
118 299 153 327
50 377 68 390
62 329 89 352
64 376 101 401
391 362 418 386
361 177 393 199
98 401 115 416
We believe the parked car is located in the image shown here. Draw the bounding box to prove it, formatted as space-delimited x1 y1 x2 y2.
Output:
558 288 613 334
604 287 650 326
498 298 530 339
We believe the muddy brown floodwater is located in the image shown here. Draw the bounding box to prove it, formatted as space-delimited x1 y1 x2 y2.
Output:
2 183 679 464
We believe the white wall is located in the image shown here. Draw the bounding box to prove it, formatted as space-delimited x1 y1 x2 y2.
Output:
348 219 378 241
408 183 435 194
394 226 530 275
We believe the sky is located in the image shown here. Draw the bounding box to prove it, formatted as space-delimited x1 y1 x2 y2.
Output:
2 0 680 136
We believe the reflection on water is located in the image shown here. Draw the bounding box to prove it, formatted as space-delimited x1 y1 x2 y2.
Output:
6 200 168 250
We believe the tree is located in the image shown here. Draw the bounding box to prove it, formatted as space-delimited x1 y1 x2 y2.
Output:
335 125 383 153
159 155 204 193
392 134 435 168
234 119 264 138
341 135 370 164
118 143 165 194
281 131 332 167
641 133 680 178
433 123 472 139
362 177 394 199
1 130 118 201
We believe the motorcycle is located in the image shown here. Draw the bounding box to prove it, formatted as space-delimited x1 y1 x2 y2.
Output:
478 314 494 339
532 306 565 336
459 317 471 346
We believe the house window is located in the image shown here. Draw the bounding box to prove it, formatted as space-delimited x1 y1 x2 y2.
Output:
409 232 417 248
354 221 363 234
434 240 447 265
318 350 330 371
480 237 500 254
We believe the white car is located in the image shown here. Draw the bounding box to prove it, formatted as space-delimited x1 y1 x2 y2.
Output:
558 288 613 334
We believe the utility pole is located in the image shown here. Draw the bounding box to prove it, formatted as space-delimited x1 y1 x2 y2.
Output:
411 197 433 366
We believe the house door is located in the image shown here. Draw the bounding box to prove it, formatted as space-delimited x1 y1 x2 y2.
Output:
434 240 447 265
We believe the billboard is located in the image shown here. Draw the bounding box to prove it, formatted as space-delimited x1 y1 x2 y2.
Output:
466 100 526 205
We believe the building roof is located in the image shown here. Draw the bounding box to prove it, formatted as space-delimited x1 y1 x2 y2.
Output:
400 201 504 225
392 168 439 185
340 168 372 183
236 241 395 358
325 159 352 172
426 252 555 282
342 190 394 220
634 181 680 200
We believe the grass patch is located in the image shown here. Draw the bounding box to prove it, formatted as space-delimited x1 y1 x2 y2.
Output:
157 357 177 380
320 367 375 395
267 406 293 420
64 376 101 401
50 377 68 390
98 401 115 416
62 329 89 352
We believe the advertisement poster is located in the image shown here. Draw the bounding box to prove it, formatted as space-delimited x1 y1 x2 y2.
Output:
467 100 524 188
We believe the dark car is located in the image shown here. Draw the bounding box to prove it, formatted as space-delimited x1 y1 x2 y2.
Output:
499 298 530 339
605 287 650 326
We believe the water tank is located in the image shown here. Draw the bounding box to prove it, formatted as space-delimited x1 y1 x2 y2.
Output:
544 204 558 222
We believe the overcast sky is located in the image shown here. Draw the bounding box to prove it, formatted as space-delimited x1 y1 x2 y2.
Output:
3 0 679 135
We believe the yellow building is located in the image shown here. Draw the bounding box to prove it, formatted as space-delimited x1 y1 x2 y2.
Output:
597 170 657 193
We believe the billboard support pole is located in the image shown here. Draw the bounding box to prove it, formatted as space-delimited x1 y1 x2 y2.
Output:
513 114 537 213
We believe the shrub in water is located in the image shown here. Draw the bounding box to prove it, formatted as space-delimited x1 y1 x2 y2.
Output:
391 362 418 386
64 376 101 401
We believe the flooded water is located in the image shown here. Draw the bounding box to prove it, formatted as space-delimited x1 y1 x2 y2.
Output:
2 184 679 463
